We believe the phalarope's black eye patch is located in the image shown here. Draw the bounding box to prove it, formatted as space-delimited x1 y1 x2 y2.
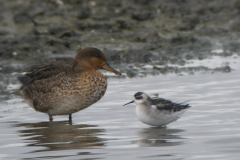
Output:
135 96 143 100
134 92 143 97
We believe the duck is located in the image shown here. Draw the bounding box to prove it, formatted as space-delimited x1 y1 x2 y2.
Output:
18 47 121 122
123 92 191 127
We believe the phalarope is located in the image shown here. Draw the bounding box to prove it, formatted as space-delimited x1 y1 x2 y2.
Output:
124 92 191 127
18 47 121 122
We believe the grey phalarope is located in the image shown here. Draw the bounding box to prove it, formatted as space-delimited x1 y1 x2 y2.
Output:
124 92 191 127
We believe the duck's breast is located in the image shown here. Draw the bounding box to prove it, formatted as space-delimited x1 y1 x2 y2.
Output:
76 71 107 105
48 71 107 115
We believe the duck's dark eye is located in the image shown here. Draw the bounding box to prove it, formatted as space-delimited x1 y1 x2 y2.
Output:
135 96 143 100
95 54 102 58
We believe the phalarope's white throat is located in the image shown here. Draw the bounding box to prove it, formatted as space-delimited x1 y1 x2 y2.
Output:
124 92 191 127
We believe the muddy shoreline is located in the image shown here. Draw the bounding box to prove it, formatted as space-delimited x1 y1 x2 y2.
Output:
0 0 240 75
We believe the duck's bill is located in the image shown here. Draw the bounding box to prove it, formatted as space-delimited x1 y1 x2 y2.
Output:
101 63 121 75
123 100 134 106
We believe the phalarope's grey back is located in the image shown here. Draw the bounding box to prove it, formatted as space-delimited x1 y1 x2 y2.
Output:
124 92 191 127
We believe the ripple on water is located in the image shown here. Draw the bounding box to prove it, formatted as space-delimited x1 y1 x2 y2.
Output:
0 69 240 159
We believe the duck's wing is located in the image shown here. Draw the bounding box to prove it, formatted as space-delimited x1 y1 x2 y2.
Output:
18 57 74 86
149 97 191 112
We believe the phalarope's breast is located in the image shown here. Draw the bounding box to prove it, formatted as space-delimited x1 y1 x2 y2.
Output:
124 92 191 127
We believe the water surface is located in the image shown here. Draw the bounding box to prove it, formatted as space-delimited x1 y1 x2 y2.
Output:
0 67 240 159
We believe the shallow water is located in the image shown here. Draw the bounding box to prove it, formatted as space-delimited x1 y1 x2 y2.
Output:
0 65 240 160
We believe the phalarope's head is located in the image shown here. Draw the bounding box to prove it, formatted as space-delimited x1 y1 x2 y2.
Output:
123 92 149 106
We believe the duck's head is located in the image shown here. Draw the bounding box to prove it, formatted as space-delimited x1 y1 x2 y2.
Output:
123 92 149 106
73 47 121 75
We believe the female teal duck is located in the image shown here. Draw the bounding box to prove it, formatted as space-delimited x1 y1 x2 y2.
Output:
18 47 121 121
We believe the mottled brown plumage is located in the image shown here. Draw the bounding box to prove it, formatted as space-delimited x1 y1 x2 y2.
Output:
18 47 121 121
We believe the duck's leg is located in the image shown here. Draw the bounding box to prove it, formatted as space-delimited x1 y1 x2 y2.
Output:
49 115 53 121
69 114 72 122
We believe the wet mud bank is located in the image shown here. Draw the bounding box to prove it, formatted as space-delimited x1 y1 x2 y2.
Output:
0 0 240 81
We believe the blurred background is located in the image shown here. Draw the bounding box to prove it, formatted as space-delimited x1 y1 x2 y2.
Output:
1 0 240 74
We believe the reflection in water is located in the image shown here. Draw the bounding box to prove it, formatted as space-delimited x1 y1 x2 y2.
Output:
135 127 185 147
13 121 106 152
